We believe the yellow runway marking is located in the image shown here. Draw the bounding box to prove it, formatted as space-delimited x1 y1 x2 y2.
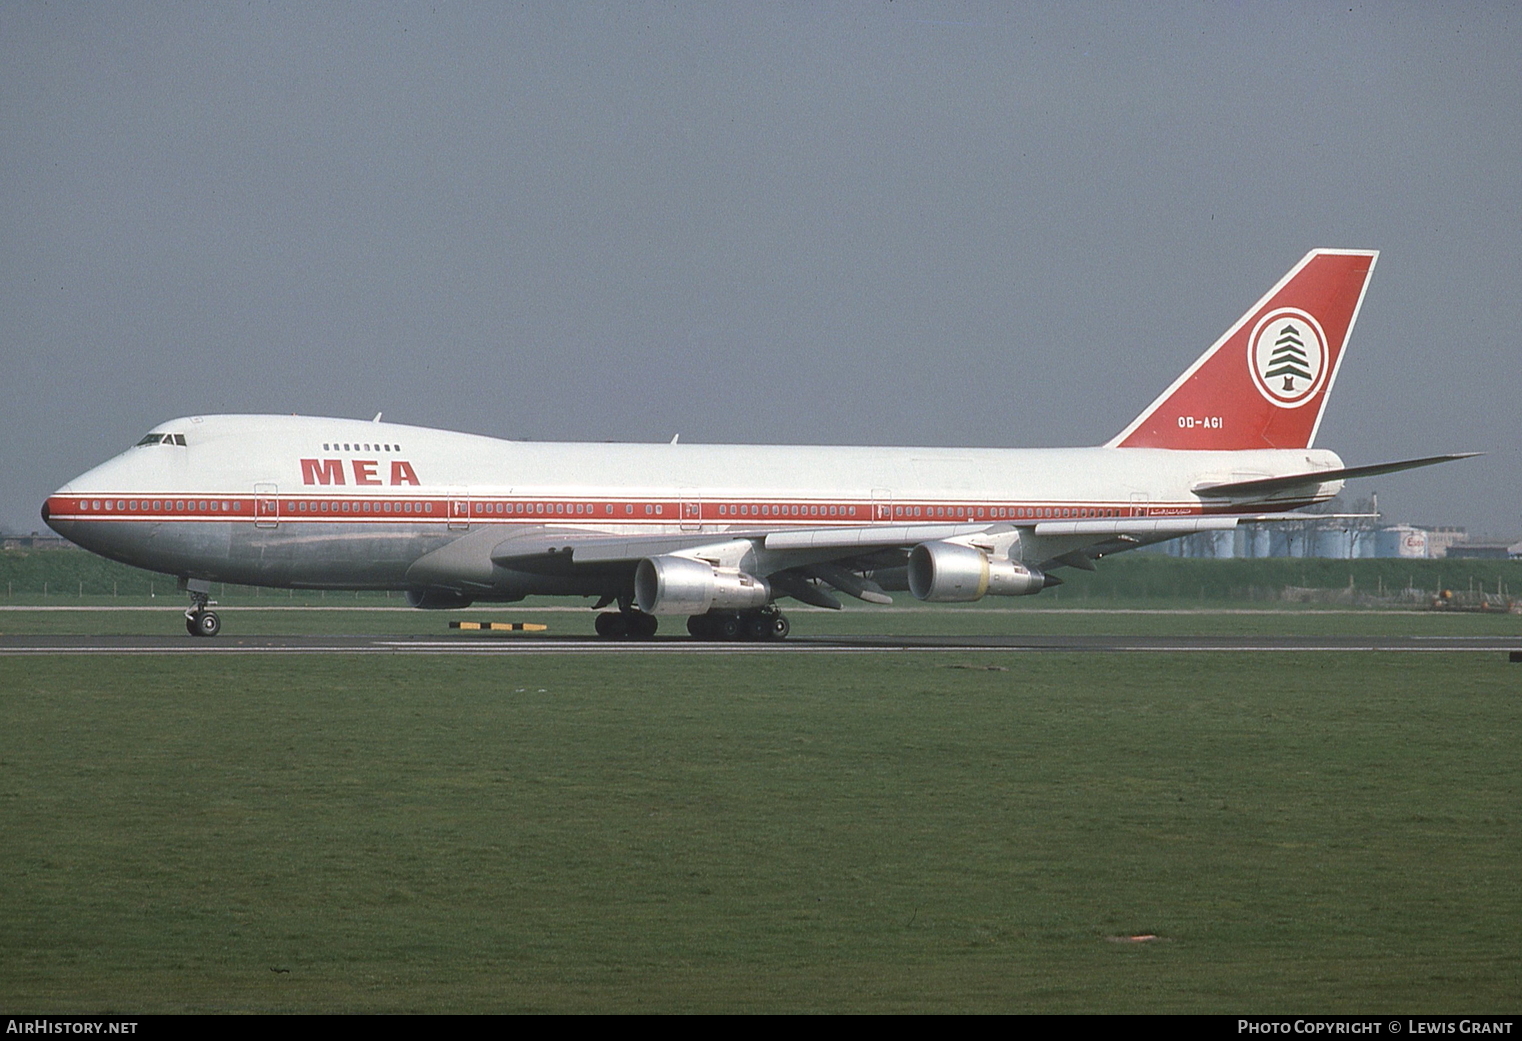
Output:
448 621 549 632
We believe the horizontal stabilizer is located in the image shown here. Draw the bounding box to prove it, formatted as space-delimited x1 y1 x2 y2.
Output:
1193 453 1479 499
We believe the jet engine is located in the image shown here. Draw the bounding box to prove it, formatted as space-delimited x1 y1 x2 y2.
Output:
405 588 475 610
635 555 772 616
907 540 1049 602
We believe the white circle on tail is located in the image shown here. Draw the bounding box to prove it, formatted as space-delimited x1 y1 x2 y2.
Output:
1248 307 1328 408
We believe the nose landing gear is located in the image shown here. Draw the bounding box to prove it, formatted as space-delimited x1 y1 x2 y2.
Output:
183 580 221 638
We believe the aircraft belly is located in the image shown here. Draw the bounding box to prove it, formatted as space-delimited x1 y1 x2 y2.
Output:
404 525 630 599
54 519 233 580
228 523 451 588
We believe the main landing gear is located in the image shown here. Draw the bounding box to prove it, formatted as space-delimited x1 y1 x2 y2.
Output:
184 585 221 638
594 608 659 640
686 606 790 642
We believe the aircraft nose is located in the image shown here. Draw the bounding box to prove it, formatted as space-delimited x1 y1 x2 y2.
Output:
42 482 74 536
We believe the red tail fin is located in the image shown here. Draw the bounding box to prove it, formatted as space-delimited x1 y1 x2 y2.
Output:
1107 249 1377 450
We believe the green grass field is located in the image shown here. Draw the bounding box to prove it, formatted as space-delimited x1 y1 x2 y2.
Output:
4 597 1522 640
2 610 1518 1012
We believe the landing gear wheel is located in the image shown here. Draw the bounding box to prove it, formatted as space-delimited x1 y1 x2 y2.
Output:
742 609 789 641
183 582 219 637
628 612 659 640
595 612 629 639
187 611 221 638
768 613 790 641
690 610 776 642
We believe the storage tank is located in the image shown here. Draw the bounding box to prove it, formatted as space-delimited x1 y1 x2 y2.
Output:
1373 525 1429 559
1271 529 1308 557
1248 526 1273 558
1312 527 1352 559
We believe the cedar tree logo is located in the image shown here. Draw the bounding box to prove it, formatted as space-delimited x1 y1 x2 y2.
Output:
1249 308 1328 408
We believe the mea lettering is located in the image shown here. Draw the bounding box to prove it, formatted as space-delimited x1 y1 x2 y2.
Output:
300 458 420 486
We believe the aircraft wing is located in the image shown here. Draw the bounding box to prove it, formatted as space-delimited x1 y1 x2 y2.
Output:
476 515 1289 603
486 522 992 566
500 516 1255 562
413 510 1376 606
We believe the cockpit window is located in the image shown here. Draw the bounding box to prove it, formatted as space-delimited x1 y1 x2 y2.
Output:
134 433 187 447
136 433 164 446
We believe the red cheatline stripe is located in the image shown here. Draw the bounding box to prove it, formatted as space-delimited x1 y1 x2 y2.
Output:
47 494 1198 522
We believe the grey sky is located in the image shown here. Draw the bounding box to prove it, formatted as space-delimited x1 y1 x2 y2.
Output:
3 3 1518 535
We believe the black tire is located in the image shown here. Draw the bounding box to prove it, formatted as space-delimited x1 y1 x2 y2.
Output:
714 614 742 640
768 613 790 641
629 612 659 639
687 614 712 639
595 612 628 639
745 614 771 641
193 611 221 638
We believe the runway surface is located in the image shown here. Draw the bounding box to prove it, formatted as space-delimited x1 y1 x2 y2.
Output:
3 632 1520 655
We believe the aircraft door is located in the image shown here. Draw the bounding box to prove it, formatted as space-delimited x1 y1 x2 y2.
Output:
255 483 279 528
872 488 893 521
680 491 702 531
449 496 470 531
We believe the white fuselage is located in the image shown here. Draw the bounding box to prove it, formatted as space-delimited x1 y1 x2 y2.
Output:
43 414 1343 596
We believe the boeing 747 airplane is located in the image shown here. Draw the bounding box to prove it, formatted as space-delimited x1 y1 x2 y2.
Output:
42 249 1471 639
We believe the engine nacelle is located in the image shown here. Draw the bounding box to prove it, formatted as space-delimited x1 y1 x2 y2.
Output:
907 541 1048 602
406 588 475 610
635 555 771 616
